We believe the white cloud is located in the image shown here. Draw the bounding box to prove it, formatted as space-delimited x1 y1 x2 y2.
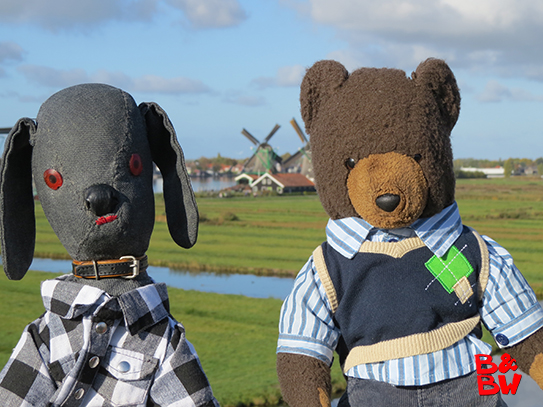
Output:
166 0 247 29
307 0 543 38
132 74 211 93
325 44 456 73
476 80 543 103
276 65 305 87
17 65 211 95
0 42 24 63
0 90 49 104
0 0 157 31
18 65 89 88
295 0 543 80
222 91 266 106
91 70 133 89
251 77 275 89
0 0 247 31
251 65 305 89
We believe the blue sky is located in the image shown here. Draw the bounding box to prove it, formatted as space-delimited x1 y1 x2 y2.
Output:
1 0 543 160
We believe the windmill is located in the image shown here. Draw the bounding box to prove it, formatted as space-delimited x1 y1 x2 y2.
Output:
241 124 283 174
282 118 313 178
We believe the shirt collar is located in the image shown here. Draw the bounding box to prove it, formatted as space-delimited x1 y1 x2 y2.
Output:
41 277 170 335
326 202 463 259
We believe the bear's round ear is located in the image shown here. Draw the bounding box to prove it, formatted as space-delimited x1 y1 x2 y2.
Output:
412 58 461 130
300 60 349 134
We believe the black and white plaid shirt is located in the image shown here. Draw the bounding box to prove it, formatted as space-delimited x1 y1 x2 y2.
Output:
0 275 219 406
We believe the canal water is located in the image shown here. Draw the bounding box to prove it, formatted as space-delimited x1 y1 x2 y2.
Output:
190 176 237 192
154 176 237 194
26 257 294 300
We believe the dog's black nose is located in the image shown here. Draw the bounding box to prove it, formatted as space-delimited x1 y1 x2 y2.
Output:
85 184 120 216
375 193 400 212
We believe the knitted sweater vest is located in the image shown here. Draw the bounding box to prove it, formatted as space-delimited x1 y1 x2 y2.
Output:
313 226 489 372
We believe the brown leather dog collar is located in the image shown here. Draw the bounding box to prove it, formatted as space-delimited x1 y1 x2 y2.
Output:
72 255 148 279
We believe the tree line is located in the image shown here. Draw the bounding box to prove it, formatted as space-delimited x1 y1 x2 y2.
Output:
454 157 543 178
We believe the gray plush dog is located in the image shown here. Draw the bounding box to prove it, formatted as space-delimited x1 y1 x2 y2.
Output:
0 84 218 406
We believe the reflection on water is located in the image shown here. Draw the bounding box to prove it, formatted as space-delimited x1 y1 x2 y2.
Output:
154 176 237 193
25 257 294 300
190 176 237 192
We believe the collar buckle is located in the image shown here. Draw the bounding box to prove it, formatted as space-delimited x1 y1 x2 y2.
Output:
119 256 140 279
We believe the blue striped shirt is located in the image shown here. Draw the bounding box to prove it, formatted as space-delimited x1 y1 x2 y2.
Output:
277 202 543 386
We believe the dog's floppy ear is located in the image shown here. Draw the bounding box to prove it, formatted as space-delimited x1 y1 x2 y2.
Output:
139 102 198 248
0 118 36 280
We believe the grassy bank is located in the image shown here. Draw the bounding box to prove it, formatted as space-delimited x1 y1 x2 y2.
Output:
33 177 543 285
34 194 329 277
455 177 543 296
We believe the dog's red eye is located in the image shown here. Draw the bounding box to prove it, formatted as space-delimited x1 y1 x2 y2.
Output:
129 153 142 176
44 169 63 190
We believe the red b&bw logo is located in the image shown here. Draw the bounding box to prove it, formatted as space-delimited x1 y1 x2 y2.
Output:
476 353 522 395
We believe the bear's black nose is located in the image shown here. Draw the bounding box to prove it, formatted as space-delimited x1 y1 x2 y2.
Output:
85 184 120 217
375 193 400 212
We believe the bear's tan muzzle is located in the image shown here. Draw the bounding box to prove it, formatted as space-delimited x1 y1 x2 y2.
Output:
347 152 428 229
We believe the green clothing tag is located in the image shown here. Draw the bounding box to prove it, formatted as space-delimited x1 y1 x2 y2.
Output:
425 245 474 293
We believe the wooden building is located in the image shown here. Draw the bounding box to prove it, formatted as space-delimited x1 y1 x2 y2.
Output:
251 172 315 194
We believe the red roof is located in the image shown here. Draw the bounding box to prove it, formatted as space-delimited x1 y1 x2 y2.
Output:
269 173 314 187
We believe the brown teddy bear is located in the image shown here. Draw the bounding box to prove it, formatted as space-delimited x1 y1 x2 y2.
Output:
277 58 543 406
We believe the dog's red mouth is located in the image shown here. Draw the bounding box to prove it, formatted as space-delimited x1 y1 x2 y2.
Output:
95 215 118 225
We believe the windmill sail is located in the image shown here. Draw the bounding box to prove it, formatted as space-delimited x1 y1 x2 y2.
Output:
241 124 282 174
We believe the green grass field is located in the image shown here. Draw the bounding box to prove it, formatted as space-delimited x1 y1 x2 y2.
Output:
455 178 543 295
1 176 542 405
34 177 543 284
34 194 329 276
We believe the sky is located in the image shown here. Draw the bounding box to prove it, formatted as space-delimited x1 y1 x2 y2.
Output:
1 0 543 161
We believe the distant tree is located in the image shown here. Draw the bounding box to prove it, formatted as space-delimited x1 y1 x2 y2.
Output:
519 158 533 168
538 163 543 177
197 157 211 170
504 159 514 178
213 153 237 166
453 158 504 169
455 170 486 179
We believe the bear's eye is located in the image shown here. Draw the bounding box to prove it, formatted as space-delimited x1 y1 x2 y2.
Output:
345 158 357 170
43 169 63 190
413 154 422 162
129 153 143 176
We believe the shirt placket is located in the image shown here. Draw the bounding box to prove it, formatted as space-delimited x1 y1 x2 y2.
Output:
59 298 121 407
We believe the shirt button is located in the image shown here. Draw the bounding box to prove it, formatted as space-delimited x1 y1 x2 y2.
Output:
74 388 85 400
95 322 108 334
89 356 100 368
495 333 510 346
118 361 131 373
